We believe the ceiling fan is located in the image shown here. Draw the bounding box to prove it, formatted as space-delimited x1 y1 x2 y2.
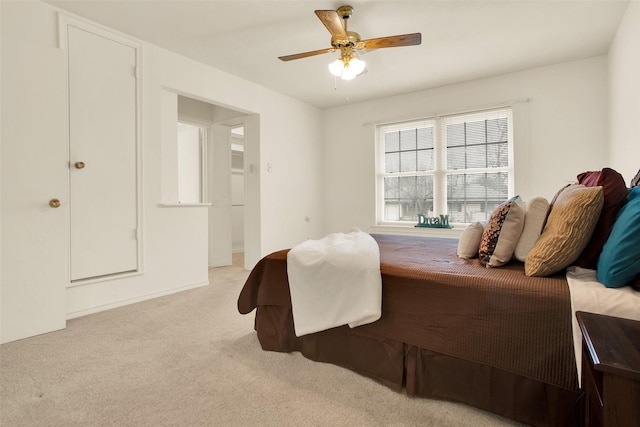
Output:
278 5 421 80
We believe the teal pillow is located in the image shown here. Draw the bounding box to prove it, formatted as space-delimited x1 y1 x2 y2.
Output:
596 187 640 288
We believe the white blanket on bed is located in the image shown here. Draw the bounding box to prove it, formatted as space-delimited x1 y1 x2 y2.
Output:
287 229 382 337
566 266 640 386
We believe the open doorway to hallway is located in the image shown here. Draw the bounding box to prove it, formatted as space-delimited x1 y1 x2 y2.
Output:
175 95 258 270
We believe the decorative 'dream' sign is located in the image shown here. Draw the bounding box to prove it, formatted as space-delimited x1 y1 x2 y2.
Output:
415 214 453 229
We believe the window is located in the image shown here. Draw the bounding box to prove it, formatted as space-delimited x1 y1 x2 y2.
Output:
376 108 513 226
177 121 206 203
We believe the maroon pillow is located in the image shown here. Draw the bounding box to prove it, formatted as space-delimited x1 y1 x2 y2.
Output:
574 168 628 269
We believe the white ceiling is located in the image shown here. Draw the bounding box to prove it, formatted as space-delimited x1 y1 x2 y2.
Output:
47 0 630 109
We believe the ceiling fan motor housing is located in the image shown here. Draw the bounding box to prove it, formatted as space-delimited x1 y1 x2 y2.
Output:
331 31 362 48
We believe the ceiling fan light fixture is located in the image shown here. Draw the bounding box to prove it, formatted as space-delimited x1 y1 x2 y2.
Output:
349 56 366 75
329 54 366 80
328 58 345 76
341 66 358 81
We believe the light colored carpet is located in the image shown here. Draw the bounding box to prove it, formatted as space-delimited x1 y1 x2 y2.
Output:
1 253 525 426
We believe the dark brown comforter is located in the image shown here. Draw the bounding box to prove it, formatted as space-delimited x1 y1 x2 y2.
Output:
238 234 580 426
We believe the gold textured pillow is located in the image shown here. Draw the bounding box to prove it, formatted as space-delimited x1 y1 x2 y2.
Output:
525 184 604 276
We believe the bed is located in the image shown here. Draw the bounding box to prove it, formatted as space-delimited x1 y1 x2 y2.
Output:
238 234 581 427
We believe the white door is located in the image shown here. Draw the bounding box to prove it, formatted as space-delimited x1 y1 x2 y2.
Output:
1 8 68 342
208 124 232 267
68 26 138 281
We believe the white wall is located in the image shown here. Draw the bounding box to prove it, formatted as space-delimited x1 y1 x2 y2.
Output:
608 1 640 182
1 1 324 342
322 57 609 235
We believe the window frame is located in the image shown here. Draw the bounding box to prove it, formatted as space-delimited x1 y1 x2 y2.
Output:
375 108 514 227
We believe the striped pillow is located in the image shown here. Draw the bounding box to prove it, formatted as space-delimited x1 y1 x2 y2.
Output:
525 185 603 276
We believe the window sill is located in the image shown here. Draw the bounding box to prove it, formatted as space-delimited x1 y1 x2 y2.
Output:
369 224 464 239
158 202 212 207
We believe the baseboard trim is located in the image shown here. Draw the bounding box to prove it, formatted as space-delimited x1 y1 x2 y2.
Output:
65 280 210 320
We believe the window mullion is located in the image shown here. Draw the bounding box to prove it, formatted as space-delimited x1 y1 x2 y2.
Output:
433 118 445 216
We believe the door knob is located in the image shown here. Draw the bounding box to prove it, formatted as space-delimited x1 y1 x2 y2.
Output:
74 161 86 169
49 198 61 208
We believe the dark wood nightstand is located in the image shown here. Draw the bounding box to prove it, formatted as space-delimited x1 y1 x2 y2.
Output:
576 311 640 427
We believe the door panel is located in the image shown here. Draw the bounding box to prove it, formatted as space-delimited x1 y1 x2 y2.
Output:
1 5 67 342
68 26 138 281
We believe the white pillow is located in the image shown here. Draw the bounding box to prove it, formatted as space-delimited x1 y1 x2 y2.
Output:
457 221 485 259
514 197 550 262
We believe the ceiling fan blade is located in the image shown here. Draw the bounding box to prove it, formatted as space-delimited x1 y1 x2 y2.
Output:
314 10 347 39
278 48 335 62
362 33 422 49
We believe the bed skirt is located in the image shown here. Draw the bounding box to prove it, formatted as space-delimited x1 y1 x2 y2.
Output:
254 304 581 427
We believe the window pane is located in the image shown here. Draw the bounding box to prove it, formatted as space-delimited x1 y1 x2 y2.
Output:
446 174 466 223
385 152 400 173
416 175 434 215
384 203 401 221
381 175 433 222
383 176 399 221
400 129 416 151
399 176 416 201
486 172 509 201
417 149 434 171
466 144 487 168
486 117 508 143
400 150 417 172
384 176 399 199
487 142 508 167
446 115 509 172
447 123 465 147
385 131 399 152
447 172 509 223
465 120 486 145
447 146 465 170
398 176 417 221
401 202 420 222
417 127 434 149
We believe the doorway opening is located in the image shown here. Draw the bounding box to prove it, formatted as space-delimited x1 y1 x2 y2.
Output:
174 94 259 270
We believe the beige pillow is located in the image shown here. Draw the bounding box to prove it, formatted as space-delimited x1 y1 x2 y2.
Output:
479 196 525 267
525 185 604 276
514 197 550 262
457 221 485 259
